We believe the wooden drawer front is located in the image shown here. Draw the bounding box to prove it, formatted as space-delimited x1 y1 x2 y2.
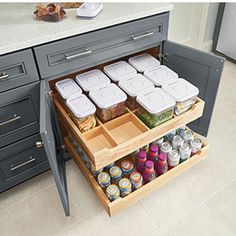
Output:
0 49 39 93
34 13 169 79
0 134 48 192
65 133 209 216
0 82 40 148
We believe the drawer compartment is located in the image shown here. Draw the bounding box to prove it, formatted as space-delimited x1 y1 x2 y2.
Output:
34 13 169 78
0 49 39 93
65 132 209 216
0 82 39 148
0 134 49 192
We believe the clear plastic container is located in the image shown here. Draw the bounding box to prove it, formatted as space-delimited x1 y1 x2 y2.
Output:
136 88 175 128
75 69 110 93
162 78 199 115
118 74 154 110
144 65 178 87
66 94 96 133
128 53 160 73
103 61 137 82
55 78 82 101
89 83 127 122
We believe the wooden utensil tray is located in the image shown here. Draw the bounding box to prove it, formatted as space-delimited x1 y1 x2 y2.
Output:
54 96 205 170
64 129 209 216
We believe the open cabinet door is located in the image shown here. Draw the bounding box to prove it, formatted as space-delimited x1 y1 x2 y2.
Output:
40 80 70 216
163 41 224 136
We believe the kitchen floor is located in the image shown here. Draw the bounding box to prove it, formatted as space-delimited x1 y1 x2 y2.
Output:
0 60 235 236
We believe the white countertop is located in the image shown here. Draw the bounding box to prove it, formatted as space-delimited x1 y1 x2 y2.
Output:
0 3 173 55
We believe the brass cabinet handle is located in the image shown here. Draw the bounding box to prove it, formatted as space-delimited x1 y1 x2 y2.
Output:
65 49 92 60
0 72 9 80
10 156 36 171
131 31 154 41
0 114 21 127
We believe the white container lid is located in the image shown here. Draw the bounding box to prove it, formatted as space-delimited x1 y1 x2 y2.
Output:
136 88 175 115
103 61 137 82
128 53 160 73
162 78 199 102
118 74 154 97
75 69 110 92
144 65 178 86
66 94 96 119
55 78 82 99
89 83 127 109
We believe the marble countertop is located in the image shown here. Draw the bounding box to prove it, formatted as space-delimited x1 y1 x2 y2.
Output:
0 3 173 55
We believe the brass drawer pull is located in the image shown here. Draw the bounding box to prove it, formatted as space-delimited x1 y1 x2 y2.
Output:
65 49 92 60
10 156 36 171
0 114 21 127
0 72 9 80
131 31 154 41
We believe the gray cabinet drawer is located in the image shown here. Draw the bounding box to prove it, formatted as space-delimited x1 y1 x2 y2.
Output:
0 82 40 148
0 134 49 192
34 13 169 79
0 49 39 93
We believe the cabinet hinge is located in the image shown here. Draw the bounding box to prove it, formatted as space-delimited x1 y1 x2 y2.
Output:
158 53 169 62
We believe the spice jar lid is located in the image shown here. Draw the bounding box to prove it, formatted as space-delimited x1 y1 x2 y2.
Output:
104 61 137 82
130 172 143 183
110 166 122 178
55 78 82 99
128 53 160 72
118 178 131 189
66 94 96 119
106 184 120 195
75 69 110 92
89 83 127 109
162 78 199 102
136 88 175 115
97 172 110 184
144 65 178 86
121 160 134 172
118 74 154 97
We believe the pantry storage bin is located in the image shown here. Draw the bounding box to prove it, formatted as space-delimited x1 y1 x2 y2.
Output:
103 61 137 82
66 94 96 133
128 53 160 73
89 83 127 122
118 74 154 110
55 78 82 102
162 78 199 115
136 88 175 128
75 69 110 93
144 65 178 86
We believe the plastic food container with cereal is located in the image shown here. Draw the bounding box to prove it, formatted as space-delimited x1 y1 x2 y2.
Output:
75 69 110 93
103 61 137 82
118 74 154 110
55 78 82 102
66 94 96 133
162 78 199 115
144 65 178 87
89 83 127 122
136 88 175 128
128 53 160 73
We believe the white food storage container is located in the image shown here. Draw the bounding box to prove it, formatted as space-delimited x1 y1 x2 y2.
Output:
103 61 137 82
55 78 82 100
66 94 96 133
89 83 127 122
75 69 110 92
128 53 160 73
118 74 154 110
136 88 175 128
144 65 178 86
162 78 199 115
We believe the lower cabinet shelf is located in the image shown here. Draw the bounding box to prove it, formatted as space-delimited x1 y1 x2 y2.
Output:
64 134 209 217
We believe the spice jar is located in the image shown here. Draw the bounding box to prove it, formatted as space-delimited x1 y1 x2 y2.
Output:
130 171 143 190
106 184 120 201
109 166 122 184
97 172 111 189
179 143 191 162
190 138 203 155
160 142 172 155
167 150 180 170
172 135 184 150
182 130 194 143
121 160 134 177
118 178 132 197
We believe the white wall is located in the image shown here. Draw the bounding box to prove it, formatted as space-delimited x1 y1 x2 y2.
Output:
168 3 219 51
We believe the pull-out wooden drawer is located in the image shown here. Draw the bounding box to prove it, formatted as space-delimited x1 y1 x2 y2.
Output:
0 134 49 192
0 82 39 148
34 13 169 79
65 131 209 216
54 96 205 170
0 49 39 93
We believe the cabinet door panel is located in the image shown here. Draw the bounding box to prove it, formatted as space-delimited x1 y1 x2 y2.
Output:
163 40 224 136
40 80 69 216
